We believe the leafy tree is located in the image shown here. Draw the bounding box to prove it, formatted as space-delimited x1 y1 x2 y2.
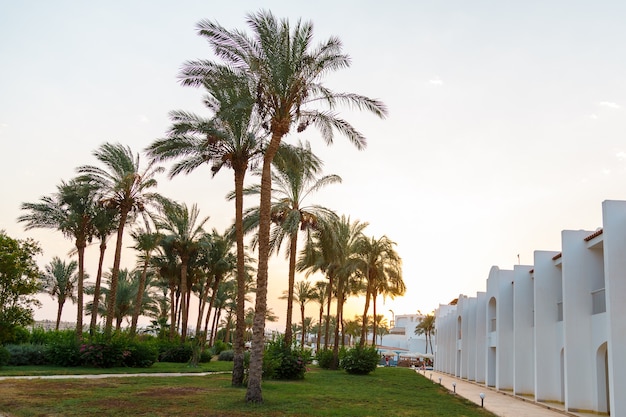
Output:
78 143 163 336
415 313 436 354
0 231 41 343
41 257 78 330
183 10 387 403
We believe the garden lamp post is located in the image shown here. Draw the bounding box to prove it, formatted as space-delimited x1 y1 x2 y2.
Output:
479 392 485 407
452 382 456 393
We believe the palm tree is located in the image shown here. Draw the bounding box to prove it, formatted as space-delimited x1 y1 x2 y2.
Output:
129 226 162 336
415 313 436 354
310 280 328 350
86 268 159 331
292 280 315 348
154 200 209 340
19 178 97 336
182 10 387 403
89 203 119 335
78 142 163 335
240 142 341 346
355 235 404 346
41 257 78 330
147 68 265 387
374 315 390 345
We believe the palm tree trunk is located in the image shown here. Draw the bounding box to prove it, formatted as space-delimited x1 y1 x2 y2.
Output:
331 278 345 370
360 283 371 347
372 290 378 346
180 259 189 341
246 130 282 404
105 209 129 336
130 255 150 337
232 166 247 387
75 242 86 338
169 280 177 341
317 304 323 351
90 239 107 336
324 274 333 350
284 232 298 346
204 277 221 344
300 303 306 349
196 279 211 336
56 299 64 331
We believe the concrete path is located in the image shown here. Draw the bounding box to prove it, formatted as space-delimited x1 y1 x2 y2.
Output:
419 370 595 417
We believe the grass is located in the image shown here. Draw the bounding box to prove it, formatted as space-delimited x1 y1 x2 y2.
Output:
0 365 496 416
0 360 234 376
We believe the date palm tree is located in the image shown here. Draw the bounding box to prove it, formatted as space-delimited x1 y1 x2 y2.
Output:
41 257 78 330
292 280 315 348
89 204 118 335
355 235 404 346
129 226 162 337
182 10 387 403
415 313 436 354
238 141 341 346
310 280 328 350
154 200 209 340
78 142 163 336
147 68 265 387
19 178 97 336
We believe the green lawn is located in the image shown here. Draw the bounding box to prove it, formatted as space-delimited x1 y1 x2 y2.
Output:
0 365 495 416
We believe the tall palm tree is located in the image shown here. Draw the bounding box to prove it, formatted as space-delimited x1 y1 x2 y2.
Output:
292 280 315 348
89 203 119 335
78 142 163 335
129 226 162 336
310 280 328 350
182 10 387 403
415 313 436 354
151 237 180 340
41 257 78 330
147 69 265 387
240 142 341 346
154 200 209 340
355 235 404 346
19 178 97 336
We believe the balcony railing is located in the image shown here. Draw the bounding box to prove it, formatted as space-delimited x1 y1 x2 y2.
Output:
557 301 563 322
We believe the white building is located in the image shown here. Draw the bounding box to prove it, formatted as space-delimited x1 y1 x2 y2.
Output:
379 313 432 353
435 200 626 416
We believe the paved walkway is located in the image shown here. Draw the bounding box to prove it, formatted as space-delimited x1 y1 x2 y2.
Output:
419 370 595 417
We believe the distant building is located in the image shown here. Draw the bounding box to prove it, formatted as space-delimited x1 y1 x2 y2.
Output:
379 313 433 353
435 200 626 416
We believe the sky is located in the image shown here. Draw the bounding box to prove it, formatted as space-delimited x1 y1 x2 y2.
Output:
2 1 626 331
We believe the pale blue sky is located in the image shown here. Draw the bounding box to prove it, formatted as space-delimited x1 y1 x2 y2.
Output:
2 1 626 328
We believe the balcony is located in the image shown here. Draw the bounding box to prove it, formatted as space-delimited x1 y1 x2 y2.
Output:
591 288 606 315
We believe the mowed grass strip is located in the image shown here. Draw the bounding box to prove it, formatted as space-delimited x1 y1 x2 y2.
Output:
0 367 496 417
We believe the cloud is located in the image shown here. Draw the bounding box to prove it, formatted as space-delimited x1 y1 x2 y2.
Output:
598 101 621 109
138 115 150 123
0 123 7 128
587 114 598 120
602 168 611 176
428 78 443 86
616 151 626 160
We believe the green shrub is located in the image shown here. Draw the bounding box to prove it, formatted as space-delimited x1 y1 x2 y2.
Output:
262 337 307 380
340 345 379 375
158 343 192 363
29 327 49 344
5 343 49 366
316 349 334 369
45 330 81 366
218 349 234 361
124 340 158 368
0 346 9 367
210 339 230 356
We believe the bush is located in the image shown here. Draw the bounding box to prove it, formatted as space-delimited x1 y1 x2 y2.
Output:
123 340 158 368
45 330 81 366
316 349 335 369
5 343 49 366
262 337 307 380
29 327 50 345
0 346 9 367
210 339 230 356
340 345 379 375
218 349 234 361
158 343 193 363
